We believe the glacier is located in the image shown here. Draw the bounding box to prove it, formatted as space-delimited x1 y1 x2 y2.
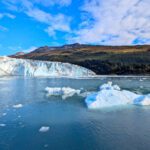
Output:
0 57 95 78
85 82 150 109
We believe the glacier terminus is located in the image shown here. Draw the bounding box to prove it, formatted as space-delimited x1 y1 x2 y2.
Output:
0 57 96 78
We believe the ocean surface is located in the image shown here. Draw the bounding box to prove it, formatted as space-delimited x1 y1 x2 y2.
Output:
0 76 150 150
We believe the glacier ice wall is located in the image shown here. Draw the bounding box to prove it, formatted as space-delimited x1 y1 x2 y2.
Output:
85 82 150 109
0 57 96 78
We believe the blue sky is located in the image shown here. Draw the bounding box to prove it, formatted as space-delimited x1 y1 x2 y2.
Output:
0 0 150 55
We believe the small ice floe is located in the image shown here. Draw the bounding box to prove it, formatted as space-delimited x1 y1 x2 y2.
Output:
39 126 50 133
85 82 150 109
0 124 6 127
13 104 23 108
79 91 96 98
45 87 81 99
134 95 150 106
142 78 147 80
44 144 49 148
2 113 7 116
100 82 120 91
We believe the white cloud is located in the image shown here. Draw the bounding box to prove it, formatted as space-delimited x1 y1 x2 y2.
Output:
8 46 37 53
0 25 8 31
26 8 52 24
34 0 72 6
0 12 15 32
26 8 71 36
2 0 72 8
3 0 71 37
70 0 150 45
0 12 15 19
0 14 3 19
22 46 37 53
4 13 16 19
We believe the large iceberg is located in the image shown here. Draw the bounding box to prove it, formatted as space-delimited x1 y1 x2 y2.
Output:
85 82 150 109
0 57 95 78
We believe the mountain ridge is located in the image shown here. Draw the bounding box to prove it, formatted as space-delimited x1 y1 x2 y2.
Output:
11 44 150 75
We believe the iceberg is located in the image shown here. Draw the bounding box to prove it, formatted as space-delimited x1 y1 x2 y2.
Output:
45 87 81 99
39 126 50 133
45 86 96 99
134 95 150 106
0 124 6 127
13 104 23 108
0 57 95 78
85 82 150 109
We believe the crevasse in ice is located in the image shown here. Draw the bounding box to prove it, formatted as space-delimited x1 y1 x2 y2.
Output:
85 82 150 109
0 57 95 78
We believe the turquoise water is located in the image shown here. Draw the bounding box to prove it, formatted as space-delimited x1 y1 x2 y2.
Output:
0 77 150 150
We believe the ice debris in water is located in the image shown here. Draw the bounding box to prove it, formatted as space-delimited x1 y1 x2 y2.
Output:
134 95 150 106
85 82 150 109
44 144 49 148
100 82 120 90
39 126 50 133
0 124 6 127
2 113 7 116
45 87 81 99
13 104 23 108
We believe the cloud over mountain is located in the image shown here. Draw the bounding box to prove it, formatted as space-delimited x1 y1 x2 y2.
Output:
71 0 150 45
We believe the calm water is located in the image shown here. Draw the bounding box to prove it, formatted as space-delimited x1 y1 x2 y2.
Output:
0 77 150 150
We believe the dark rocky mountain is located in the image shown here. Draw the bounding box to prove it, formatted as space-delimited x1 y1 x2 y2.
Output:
29 43 85 54
11 44 150 75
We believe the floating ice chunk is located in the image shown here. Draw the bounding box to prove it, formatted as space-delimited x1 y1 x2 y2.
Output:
0 124 6 127
100 81 113 90
13 104 23 108
2 113 7 116
79 91 96 98
45 87 63 96
39 126 50 133
45 87 81 99
44 144 49 148
85 93 98 108
113 85 121 91
85 82 150 109
134 95 150 106
142 78 147 80
122 90 140 101
100 82 120 91
86 89 130 109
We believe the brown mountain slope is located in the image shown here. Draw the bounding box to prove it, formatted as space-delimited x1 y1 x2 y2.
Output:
12 44 150 75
